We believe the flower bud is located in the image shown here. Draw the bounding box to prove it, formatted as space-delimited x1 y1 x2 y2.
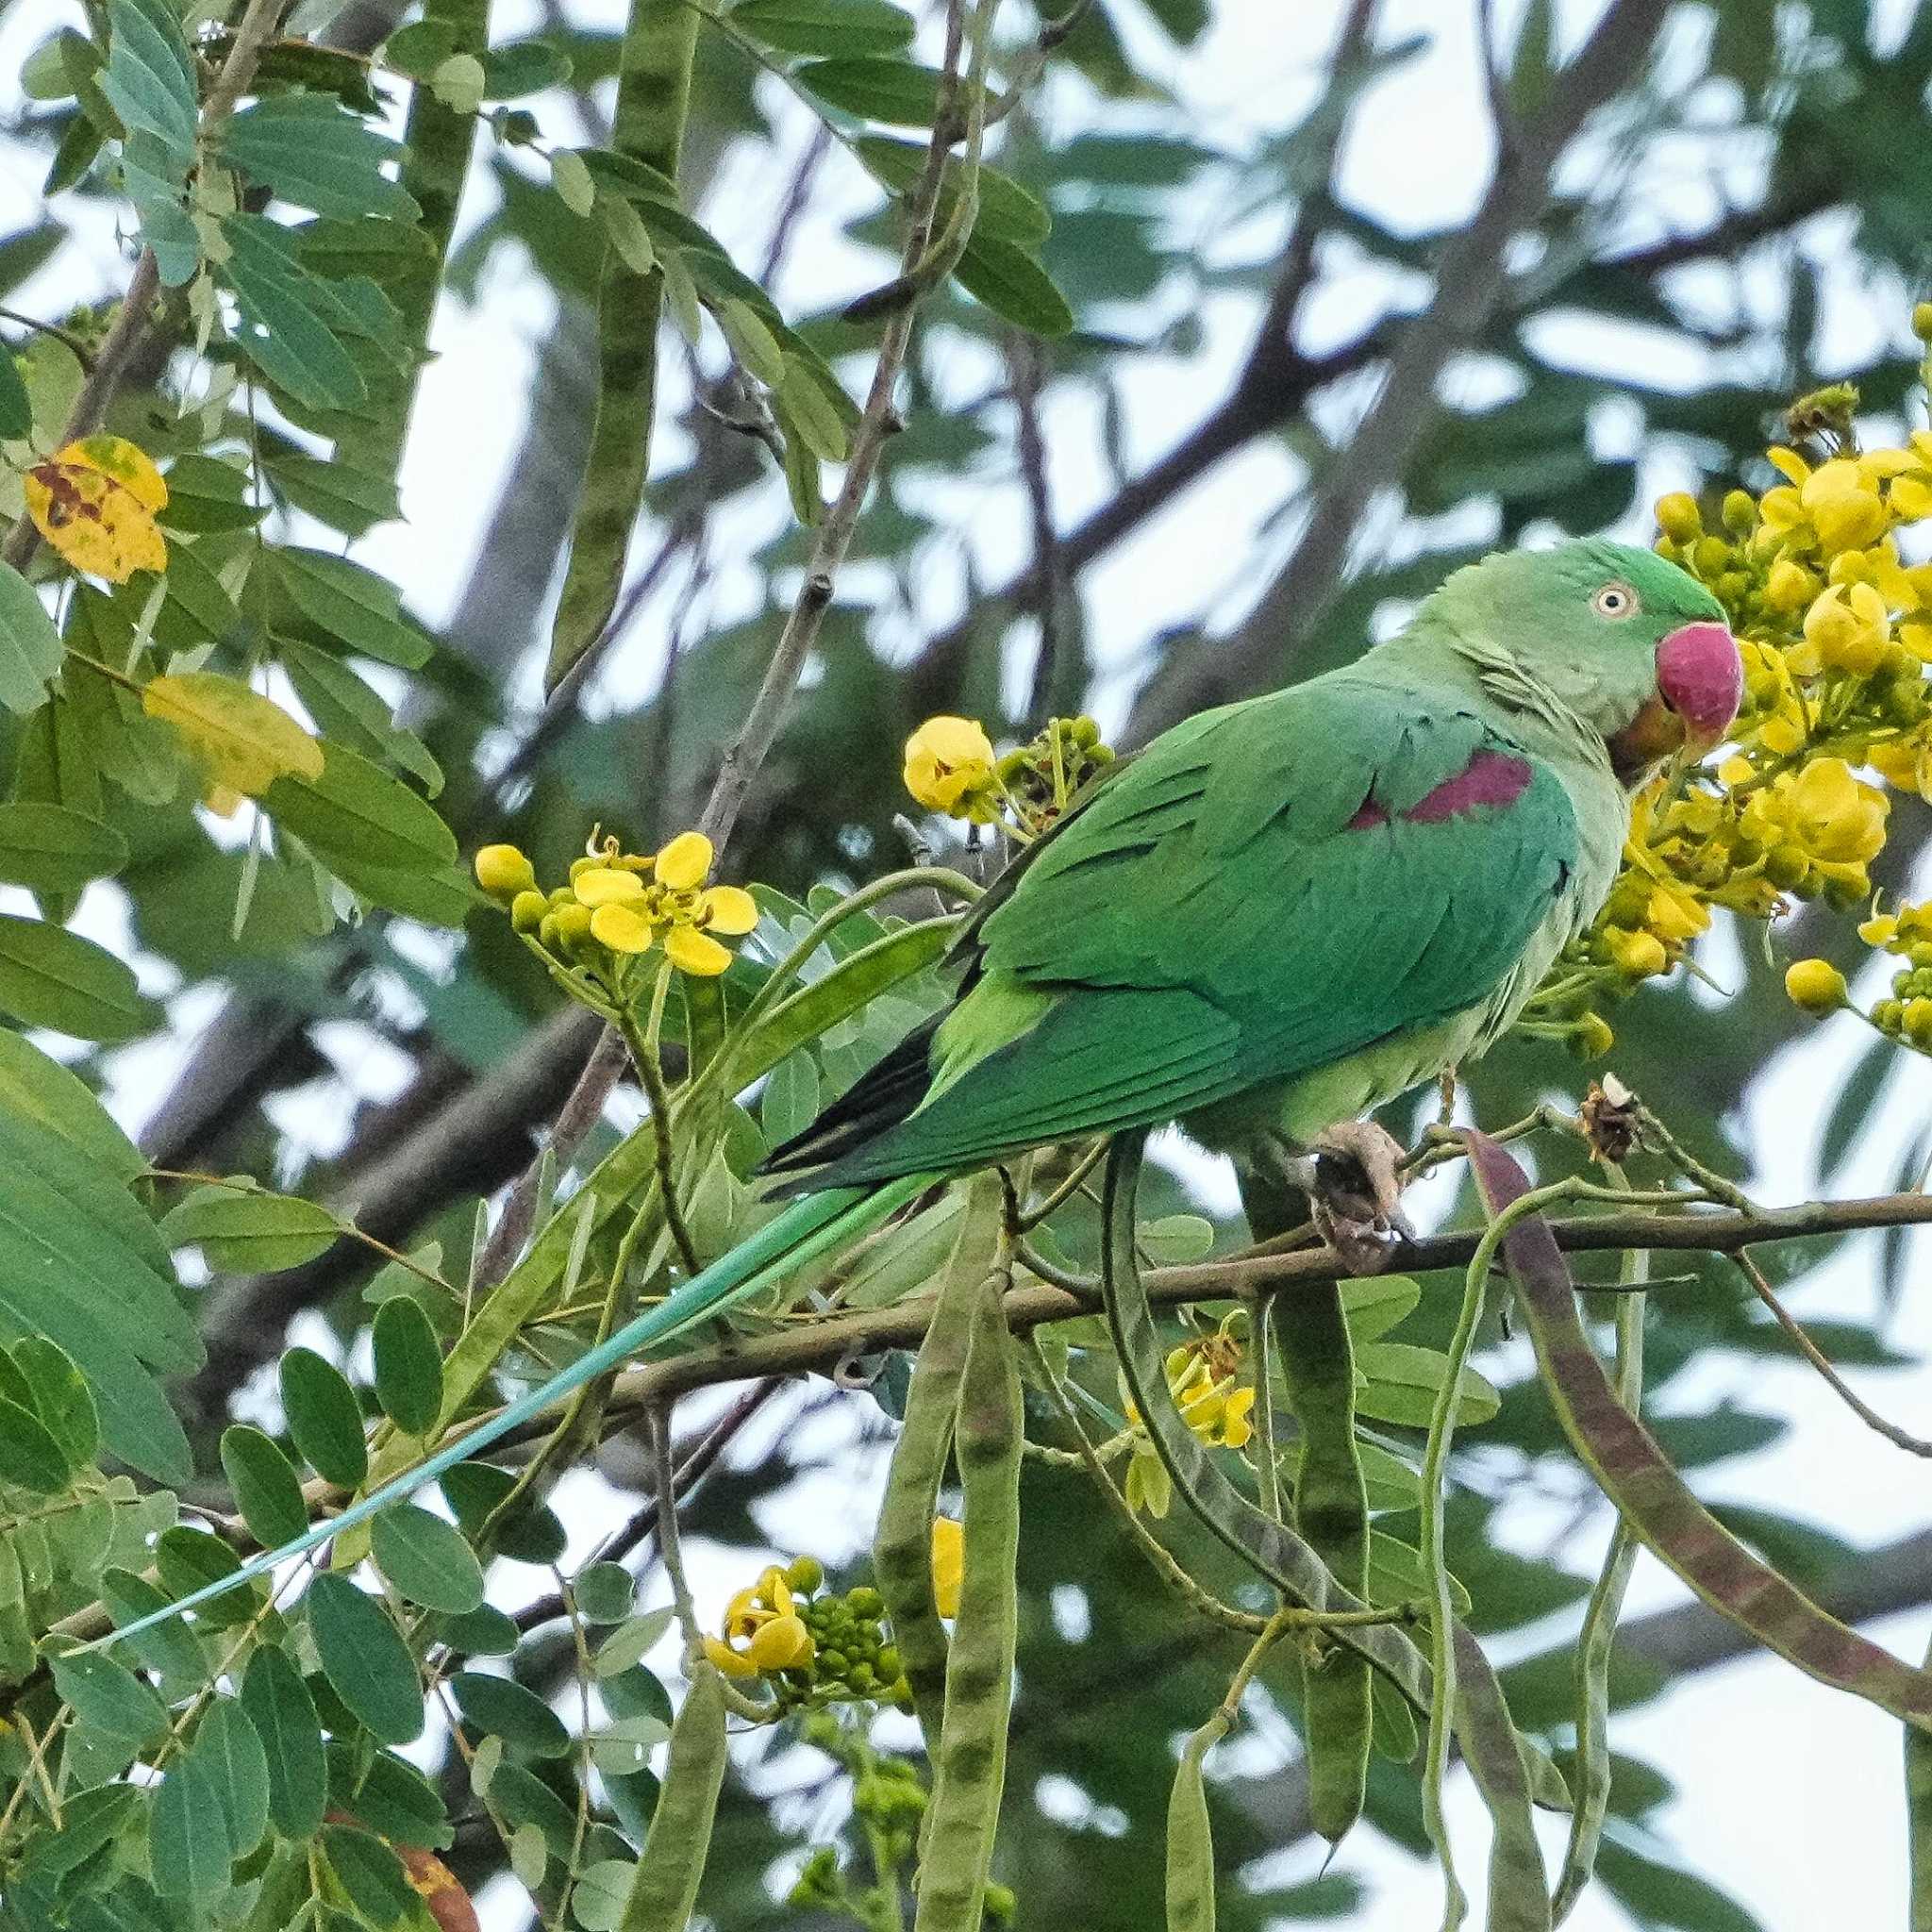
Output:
1907 998 1932 1049
1606 928 1668 980
475 843 535 901
1915 301 1932 344
785 1555 824 1595
509 889 546 934
1784 958 1847 1013
1569 1012 1614 1060
1721 489 1757 535
1656 492 1702 542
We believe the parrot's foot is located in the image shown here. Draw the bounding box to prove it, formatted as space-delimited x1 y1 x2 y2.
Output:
1304 1121 1411 1274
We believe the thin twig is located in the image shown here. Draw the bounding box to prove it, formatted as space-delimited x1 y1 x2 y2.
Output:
696 0 992 853
1009 330 1066 726
649 1404 701 1653
1733 1251 1932 1458
0 307 97 372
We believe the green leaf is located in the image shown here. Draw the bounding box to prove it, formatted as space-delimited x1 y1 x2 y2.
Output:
189 1698 271 1861
1354 1341 1500 1428
451 1671 571 1757
100 1567 207 1685
0 348 29 442
0 1394 74 1491
796 56 949 124
441 1461 567 1564
575 1562 635 1624
716 297 786 387
218 95 418 221
371 1295 442 1435
0 562 65 716
51 1648 168 1744
265 740 457 875
220 1424 309 1548
160 1183 339 1273
370 1505 484 1613
322 1822 417 1925
307 1573 424 1744
1139 1213 1213 1264
241 1644 327 1840
219 215 368 411
854 137 1051 243
574 1858 638 1931
101 0 197 165
158 1525 261 1628
1340 1274 1421 1345
158 454 266 534
730 0 915 55
955 235 1074 335
275 548 431 669
12 1336 99 1469
0 1027 142 1179
149 1757 234 1901
265 452 402 537
278 1347 368 1489
593 1607 678 1678
0 911 153 1041
480 37 575 97
332 1746 452 1848
432 1602 519 1656
280 640 442 795
0 1027 135 1174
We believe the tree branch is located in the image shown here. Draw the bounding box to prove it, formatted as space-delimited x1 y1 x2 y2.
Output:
1125 0 1674 742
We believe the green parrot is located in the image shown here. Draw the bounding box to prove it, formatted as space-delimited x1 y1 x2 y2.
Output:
104 538 1740 1645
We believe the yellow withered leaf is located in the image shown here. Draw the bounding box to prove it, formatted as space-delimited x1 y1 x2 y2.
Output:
142 671 325 802
25 435 168 582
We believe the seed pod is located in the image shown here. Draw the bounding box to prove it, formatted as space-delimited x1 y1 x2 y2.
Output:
617 1661 727 1930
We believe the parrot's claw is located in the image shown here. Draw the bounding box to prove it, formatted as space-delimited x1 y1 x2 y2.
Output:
1307 1121 1412 1274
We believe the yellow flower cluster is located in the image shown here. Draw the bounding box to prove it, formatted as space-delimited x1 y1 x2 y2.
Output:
1124 1334 1256 1519
1529 340 1932 1066
903 713 1115 841
475 829 758 982
702 1552 925 1712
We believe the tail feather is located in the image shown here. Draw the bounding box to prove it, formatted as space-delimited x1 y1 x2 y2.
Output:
758 1014 941 1187
93 1175 930 1652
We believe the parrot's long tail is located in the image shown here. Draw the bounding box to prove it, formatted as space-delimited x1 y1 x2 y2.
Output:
97 1173 934 1652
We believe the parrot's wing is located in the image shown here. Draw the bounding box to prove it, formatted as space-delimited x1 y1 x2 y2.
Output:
791 678 1581 1184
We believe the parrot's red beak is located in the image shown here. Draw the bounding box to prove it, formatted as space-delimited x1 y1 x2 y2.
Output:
1606 621 1740 782
1656 621 1742 744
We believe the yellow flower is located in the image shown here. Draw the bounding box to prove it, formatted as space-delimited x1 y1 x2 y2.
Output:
1643 878 1709 944
904 716 999 821
1870 733 1930 796
573 866 646 907
930 1517 963 1618
1762 558 1814 612
475 843 536 901
1893 475 1932 522
706 1565 812 1677
1766 446 1810 486
1607 927 1669 980
1785 959 1847 1013
591 902 656 953
1783 758 1889 864
656 830 713 892
746 1613 815 1673
703 1634 759 1678
1800 458 1888 551
1802 581 1889 676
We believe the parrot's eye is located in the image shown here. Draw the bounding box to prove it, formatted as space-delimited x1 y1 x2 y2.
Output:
1592 583 1639 619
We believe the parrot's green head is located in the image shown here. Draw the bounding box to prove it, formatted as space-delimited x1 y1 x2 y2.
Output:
1432 539 1740 782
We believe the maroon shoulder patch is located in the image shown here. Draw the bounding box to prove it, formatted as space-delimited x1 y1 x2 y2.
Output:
1402 749 1534 824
